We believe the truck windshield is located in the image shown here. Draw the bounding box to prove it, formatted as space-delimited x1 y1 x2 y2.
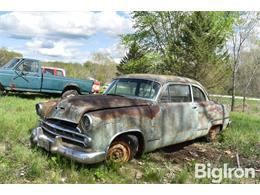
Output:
2 58 21 69
105 78 160 100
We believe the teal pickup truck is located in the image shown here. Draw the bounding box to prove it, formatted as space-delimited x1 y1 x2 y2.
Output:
0 58 94 98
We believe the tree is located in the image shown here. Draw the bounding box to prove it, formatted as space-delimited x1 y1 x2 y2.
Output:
237 35 260 112
84 52 117 83
0 48 23 67
229 12 259 111
177 12 233 89
117 41 144 74
117 40 162 75
121 12 235 91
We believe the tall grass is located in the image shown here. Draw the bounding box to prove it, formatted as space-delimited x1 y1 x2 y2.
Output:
0 95 259 183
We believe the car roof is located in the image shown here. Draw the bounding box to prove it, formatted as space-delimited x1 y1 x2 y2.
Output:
14 57 39 62
118 74 202 86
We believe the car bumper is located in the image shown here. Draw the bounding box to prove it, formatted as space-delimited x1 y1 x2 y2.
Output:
31 127 106 164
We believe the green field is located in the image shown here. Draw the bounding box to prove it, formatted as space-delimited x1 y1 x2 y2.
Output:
0 94 259 183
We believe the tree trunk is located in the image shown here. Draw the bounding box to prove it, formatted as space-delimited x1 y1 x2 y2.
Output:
231 69 236 111
242 93 246 112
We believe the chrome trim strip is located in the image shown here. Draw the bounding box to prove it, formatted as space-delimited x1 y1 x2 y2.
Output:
41 120 88 138
42 126 86 146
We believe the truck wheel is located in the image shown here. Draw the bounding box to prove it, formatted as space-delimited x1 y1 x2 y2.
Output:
62 89 79 98
106 135 138 163
0 89 7 96
206 126 221 142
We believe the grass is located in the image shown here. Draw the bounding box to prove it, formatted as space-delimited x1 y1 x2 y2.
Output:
219 112 260 157
0 93 259 183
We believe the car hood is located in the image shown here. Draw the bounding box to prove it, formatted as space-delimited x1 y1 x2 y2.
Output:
46 94 152 123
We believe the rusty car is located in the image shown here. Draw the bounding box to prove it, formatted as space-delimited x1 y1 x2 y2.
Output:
30 74 230 164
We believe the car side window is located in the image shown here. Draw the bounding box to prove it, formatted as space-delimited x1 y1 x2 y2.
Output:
161 84 191 103
17 60 38 73
192 86 206 102
31 61 39 73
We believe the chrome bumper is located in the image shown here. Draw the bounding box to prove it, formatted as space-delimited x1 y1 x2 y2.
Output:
31 127 106 164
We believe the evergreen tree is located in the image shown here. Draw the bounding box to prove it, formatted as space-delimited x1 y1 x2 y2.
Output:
117 41 145 75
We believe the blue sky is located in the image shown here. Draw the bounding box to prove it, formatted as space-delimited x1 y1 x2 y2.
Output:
0 11 132 63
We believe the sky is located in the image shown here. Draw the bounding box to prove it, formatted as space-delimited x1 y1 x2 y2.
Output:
0 11 133 63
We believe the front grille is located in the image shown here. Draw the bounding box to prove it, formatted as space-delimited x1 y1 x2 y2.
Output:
41 119 89 147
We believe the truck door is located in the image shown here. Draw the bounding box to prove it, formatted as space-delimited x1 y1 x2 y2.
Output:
11 59 41 91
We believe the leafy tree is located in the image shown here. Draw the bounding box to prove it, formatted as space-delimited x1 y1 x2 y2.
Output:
121 11 235 91
0 48 23 67
229 12 259 111
236 33 260 110
84 52 117 83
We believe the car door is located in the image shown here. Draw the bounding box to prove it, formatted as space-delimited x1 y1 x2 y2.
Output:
11 59 41 91
191 85 210 132
156 83 197 147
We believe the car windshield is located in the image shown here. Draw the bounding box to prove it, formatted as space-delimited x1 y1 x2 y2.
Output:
2 58 21 69
105 78 161 100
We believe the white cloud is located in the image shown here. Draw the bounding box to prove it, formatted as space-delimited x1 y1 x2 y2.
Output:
0 11 133 62
99 43 127 60
0 12 133 39
26 38 90 63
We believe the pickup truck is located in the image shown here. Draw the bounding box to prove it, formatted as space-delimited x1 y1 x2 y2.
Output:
0 58 94 98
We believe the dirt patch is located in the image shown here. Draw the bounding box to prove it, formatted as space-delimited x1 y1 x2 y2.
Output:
146 140 259 170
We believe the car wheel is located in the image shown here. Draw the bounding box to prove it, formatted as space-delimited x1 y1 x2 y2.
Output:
106 135 138 163
62 89 79 98
206 126 221 142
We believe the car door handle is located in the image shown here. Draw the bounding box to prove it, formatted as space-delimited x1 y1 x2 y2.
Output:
192 106 198 110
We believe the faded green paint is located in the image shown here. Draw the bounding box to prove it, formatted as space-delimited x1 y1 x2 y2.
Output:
32 74 230 164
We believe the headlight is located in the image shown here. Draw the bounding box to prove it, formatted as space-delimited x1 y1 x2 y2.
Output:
35 103 43 117
80 114 92 132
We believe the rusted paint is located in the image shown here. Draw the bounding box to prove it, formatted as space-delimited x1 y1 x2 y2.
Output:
32 74 230 164
92 105 160 121
40 100 59 118
46 95 151 123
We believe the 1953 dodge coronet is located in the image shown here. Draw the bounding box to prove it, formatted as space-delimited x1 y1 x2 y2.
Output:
31 74 230 164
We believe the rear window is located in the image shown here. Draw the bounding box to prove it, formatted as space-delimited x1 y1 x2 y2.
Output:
43 68 54 75
56 70 64 76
